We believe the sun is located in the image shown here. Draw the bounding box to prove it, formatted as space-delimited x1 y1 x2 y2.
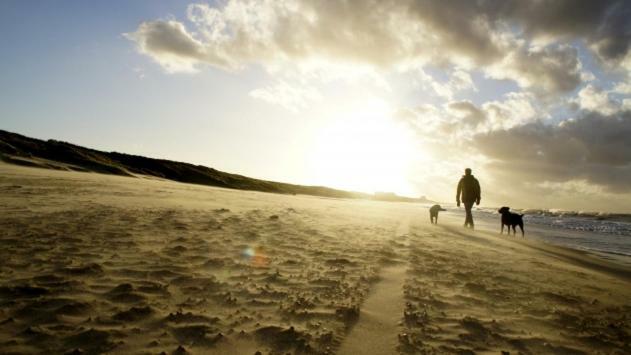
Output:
309 99 420 196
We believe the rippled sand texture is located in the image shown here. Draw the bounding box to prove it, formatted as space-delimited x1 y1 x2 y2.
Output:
0 163 630 354
400 227 631 354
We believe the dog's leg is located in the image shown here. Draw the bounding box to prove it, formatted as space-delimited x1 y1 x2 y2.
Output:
500 224 504 234
512 225 516 235
519 223 524 237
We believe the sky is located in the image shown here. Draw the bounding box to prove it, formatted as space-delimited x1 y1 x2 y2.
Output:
1 1 631 213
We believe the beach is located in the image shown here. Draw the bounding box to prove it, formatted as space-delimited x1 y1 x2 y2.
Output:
1 163 630 354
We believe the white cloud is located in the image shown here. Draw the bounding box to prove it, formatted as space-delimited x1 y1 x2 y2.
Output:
575 84 620 115
412 68 477 100
612 81 631 95
397 92 539 141
481 92 538 130
451 70 477 92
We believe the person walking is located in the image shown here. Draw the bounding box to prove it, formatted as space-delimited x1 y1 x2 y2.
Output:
456 168 481 229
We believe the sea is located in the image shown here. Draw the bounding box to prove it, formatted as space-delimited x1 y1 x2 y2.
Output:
443 206 631 260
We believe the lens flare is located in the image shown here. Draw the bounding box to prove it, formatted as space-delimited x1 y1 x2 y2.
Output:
242 246 268 267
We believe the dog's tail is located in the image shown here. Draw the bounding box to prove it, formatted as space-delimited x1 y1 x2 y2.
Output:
520 214 525 217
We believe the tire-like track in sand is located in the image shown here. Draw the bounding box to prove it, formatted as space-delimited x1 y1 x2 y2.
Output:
338 217 410 355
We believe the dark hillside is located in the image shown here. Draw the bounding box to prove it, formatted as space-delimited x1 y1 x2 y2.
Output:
0 129 400 200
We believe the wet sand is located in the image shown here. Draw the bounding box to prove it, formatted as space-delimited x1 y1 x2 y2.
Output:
0 163 630 354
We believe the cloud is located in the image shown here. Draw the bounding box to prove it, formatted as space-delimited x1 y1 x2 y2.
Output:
535 180 605 196
395 104 446 139
416 68 477 100
126 0 631 95
481 92 538 129
612 81 631 95
397 92 538 141
459 0 631 70
486 45 583 94
474 110 631 193
124 20 207 73
447 101 485 128
249 80 322 112
583 1 631 69
574 85 620 115
397 103 631 208
127 1 416 72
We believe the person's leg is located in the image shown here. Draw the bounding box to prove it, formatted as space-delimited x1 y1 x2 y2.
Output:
463 203 469 227
464 201 474 228
463 208 468 227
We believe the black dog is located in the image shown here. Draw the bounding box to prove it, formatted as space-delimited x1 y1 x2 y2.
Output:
498 207 524 236
429 204 446 224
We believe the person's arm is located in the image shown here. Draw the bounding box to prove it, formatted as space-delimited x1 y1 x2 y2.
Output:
456 179 462 207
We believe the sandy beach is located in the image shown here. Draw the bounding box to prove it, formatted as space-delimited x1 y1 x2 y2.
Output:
1 163 630 354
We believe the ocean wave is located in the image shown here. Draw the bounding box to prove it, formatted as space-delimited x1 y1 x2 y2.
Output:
512 209 631 223
471 207 631 237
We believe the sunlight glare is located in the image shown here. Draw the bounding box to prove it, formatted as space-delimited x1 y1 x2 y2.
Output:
310 99 421 196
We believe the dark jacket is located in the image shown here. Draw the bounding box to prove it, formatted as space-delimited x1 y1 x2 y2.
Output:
456 175 481 203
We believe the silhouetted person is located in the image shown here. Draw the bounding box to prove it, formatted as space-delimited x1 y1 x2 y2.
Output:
429 204 446 224
456 168 481 229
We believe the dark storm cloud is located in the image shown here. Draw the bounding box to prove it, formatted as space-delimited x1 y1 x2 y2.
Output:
501 0 631 67
474 111 631 192
501 0 612 37
404 0 627 90
406 0 628 61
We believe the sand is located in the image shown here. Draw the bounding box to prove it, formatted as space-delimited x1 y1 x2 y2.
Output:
0 162 630 354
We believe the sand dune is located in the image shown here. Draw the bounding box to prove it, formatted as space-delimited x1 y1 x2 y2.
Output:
0 129 427 203
0 163 630 354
